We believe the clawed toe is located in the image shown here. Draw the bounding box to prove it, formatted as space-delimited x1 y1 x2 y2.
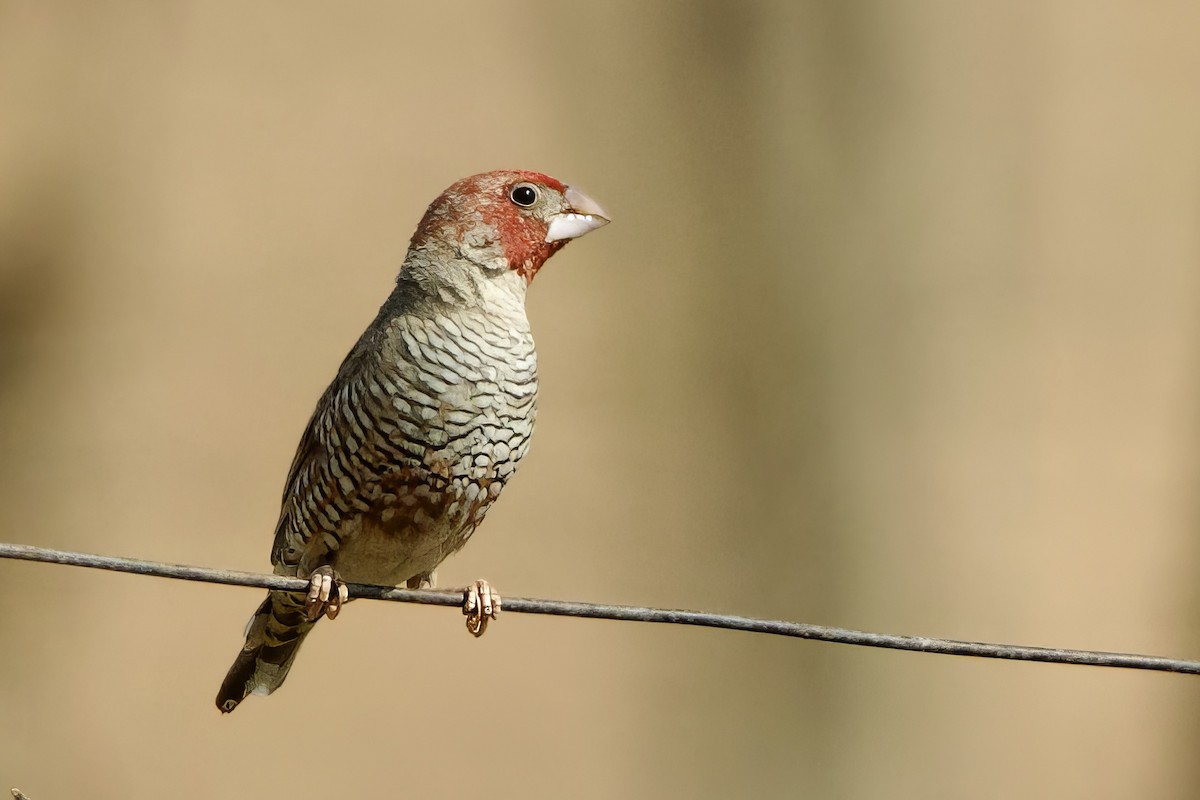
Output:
305 565 348 621
463 578 501 637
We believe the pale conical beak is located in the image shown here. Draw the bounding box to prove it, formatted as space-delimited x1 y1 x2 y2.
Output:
545 185 611 242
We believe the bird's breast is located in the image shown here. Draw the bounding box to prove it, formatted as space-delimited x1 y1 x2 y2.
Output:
329 309 537 584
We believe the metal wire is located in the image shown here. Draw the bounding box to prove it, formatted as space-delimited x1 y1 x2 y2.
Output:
2 541 1197 675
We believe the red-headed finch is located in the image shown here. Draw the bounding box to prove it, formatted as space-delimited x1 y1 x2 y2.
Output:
216 170 609 713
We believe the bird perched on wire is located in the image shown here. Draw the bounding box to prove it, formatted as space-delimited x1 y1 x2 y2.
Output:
215 170 609 713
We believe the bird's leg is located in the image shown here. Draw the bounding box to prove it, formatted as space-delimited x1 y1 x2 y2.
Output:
406 572 497 635
462 578 501 637
304 565 349 621
405 570 437 590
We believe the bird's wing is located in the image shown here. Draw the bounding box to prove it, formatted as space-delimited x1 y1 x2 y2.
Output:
268 339 400 575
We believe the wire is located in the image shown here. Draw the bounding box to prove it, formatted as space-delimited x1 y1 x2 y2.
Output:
1 541 1197 675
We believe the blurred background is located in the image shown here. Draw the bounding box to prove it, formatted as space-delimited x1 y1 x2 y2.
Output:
2 1 1199 797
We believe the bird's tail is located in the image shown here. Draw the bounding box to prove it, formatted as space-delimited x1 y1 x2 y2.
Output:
216 590 317 713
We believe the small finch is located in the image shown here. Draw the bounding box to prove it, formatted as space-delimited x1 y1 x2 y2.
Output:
216 170 609 713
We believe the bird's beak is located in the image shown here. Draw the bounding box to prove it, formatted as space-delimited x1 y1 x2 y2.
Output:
545 185 611 242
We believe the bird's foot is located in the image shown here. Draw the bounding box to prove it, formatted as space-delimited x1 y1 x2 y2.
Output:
463 578 501 638
305 565 349 621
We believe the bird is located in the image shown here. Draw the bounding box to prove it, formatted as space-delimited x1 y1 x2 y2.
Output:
215 170 609 713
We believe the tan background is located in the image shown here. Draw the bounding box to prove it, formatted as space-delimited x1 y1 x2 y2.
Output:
2 1 1199 797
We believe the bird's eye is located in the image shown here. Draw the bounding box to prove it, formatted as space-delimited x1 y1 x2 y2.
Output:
509 183 539 207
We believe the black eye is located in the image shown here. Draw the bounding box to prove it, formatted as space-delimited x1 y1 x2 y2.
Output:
509 184 539 207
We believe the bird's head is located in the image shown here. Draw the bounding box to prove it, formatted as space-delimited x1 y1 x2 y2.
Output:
410 170 610 284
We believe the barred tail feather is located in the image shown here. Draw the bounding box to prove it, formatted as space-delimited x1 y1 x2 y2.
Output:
216 591 316 713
